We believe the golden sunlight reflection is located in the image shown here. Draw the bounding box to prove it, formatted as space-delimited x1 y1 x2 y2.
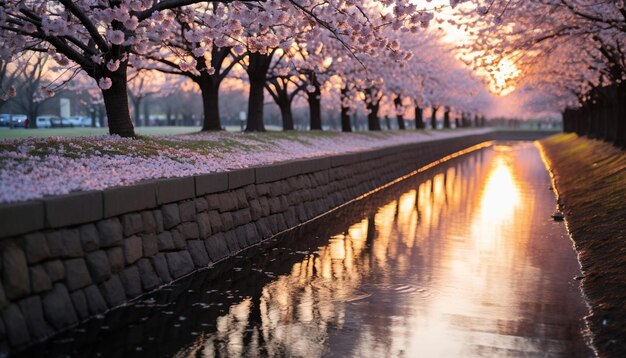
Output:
185 143 590 357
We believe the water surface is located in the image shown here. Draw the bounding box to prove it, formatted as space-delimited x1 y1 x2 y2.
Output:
23 142 592 357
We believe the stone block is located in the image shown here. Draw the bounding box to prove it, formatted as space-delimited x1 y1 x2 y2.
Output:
228 168 255 189
255 161 300 183
276 214 288 232
2 304 30 347
153 210 164 233
280 196 290 211
244 184 257 199
269 197 282 214
171 229 186 249
220 212 234 231
244 223 260 245
44 260 65 282
208 210 223 233
285 207 299 228
195 172 228 196
249 200 263 221
156 231 175 251
234 226 249 248
64 258 91 291
22 232 50 264
86 250 111 283
96 218 123 247
207 194 221 211
235 189 248 209
142 234 158 257
330 152 360 167
0 201 44 239
217 192 238 212
256 183 270 196
122 213 143 237
103 181 157 218
47 229 83 258
119 266 142 298
18 296 52 340
79 224 99 252
299 156 331 174
141 211 157 234
180 222 199 240
259 197 270 216
255 219 272 239
204 234 229 261
136 259 161 291
156 176 195 204
30 265 52 294
106 247 124 274
165 251 194 279
223 231 241 252
123 235 143 265
232 208 252 227
151 253 172 283
195 198 208 213
99 275 126 307
161 204 181 229
187 240 210 267
197 212 211 239
84 285 108 315
42 191 102 228
70 289 89 320
179 201 196 222
43 283 78 329
2 244 30 300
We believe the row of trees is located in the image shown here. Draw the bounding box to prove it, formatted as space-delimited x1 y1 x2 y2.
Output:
456 1 626 147
0 1 490 137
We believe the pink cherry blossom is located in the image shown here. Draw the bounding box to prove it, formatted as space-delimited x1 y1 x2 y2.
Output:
99 77 113 90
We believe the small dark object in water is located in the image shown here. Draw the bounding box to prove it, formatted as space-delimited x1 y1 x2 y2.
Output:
552 211 564 221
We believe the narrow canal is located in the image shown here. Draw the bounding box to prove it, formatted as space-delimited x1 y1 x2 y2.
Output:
22 142 593 357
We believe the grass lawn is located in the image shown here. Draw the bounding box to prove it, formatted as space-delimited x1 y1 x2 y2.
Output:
539 133 626 356
0 126 203 139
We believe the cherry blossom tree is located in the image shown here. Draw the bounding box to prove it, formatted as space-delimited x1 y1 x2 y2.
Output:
0 0 257 137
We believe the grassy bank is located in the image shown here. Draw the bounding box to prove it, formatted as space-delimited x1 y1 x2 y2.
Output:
539 133 626 356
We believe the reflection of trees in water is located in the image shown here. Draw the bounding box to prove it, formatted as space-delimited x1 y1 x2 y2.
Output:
187 150 494 357
176 145 588 357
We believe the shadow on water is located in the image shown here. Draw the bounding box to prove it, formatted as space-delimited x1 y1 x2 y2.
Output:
21 142 593 357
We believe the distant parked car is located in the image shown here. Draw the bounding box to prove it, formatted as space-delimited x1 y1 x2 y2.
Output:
0 114 11 127
35 116 52 128
11 114 28 128
35 116 58 128
80 116 100 127
64 116 93 127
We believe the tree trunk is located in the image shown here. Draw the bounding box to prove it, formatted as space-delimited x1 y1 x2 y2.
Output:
102 65 135 137
143 99 150 126
279 99 294 131
308 80 322 130
340 87 352 132
430 106 438 129
394 96 405 130
367 102 381 131
414 105 423 129
200 80 222 131
443 107 451 128
245 52 273 132
455 117 460 128
132 96 142 127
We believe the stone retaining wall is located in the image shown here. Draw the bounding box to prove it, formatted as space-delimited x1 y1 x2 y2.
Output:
0 131 548 353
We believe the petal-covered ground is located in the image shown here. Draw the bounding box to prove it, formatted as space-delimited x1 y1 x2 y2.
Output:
0 129 492 203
